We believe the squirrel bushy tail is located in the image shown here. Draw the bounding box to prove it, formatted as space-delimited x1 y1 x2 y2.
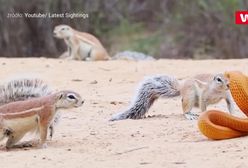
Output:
0 78 52 105
110 75 180 121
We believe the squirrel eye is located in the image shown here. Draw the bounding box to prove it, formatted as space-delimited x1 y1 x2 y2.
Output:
216 77 222 82
67 94 76 99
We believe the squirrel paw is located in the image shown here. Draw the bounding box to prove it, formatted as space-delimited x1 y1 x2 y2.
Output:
184 112 199 120
18 142 33 148
9 141 33 149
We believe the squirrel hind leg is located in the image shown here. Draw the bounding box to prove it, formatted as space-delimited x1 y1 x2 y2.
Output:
90 49 108 61
9 141 33 148
6 132 25 149
0 127 13 141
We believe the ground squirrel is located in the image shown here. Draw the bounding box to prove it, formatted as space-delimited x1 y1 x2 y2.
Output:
53 24 110 61
0 78 75 139
0 90 84 149
110 73 235 121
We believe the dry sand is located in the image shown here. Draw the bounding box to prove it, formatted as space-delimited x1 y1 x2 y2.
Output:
0 58 248 168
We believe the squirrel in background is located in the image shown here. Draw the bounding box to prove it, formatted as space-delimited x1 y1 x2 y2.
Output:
53 25 110 61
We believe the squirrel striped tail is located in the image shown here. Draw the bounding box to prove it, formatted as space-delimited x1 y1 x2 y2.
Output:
110 75 180 121
0 78 52 105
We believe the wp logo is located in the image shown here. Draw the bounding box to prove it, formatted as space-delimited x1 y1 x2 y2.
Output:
236 11 248 24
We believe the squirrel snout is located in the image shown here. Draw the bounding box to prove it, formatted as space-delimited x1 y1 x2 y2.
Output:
71 99 84 108
76 100 84 107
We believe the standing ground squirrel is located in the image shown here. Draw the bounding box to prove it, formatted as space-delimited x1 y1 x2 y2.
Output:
0 90 84 149
53 24 110 61
110 73 235 121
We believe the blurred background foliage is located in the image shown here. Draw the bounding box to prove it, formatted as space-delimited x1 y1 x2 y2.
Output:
0 0 248 59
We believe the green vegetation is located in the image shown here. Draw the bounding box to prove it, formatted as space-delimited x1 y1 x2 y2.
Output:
108 20 163 56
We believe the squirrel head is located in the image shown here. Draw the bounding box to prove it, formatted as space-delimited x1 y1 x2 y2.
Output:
195 74 229 92
212 74 230 91
55 90 84 109
53 25 74 39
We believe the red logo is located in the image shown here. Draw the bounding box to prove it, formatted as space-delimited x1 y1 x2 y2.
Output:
236 11 248 24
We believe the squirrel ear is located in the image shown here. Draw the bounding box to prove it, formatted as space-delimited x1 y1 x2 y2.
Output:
195 79 207 89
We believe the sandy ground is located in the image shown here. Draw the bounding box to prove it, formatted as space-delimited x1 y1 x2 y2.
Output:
0 58 248 168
